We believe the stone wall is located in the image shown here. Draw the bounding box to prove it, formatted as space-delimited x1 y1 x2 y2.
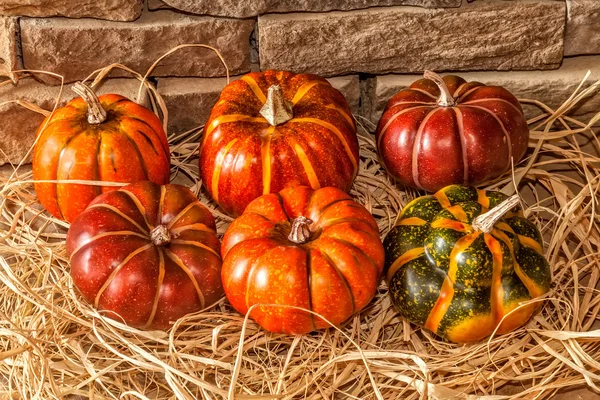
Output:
1 0 599 165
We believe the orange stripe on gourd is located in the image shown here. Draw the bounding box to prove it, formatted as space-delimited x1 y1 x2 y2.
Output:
484 233 506 323
261 126 276 195
211 138 239 203
291 81 327 105
386 247 424 282
397 217 427 226
241 75 267 104
293 143 321 190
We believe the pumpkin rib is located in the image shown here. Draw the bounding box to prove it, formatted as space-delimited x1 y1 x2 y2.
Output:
170 223 217 236
291 81 328 105
408 88 437 100
412 108 440 190
210 138 239 204
166 202 200 230
127 116 170 157
120 189 153 231
317 197 353 216
430 218 471 233
87 204 149 234
122 133 150 181
93 243 155 308
164 248 206 309
386 248 424 283
316 217 374 232
462 104 513 171
275 193 291 222
261 126 275 195
328 237 380 277
456 85 484 103
484 233 506 324
170 239 221 260
461 98 524 117
305 250 317 332
69 230 149 258
291 141 321 190
145 248 166 328
157 185 166 227
452 108 469 184
376 105 433 151
324 104 354 128
518 235 544 254
240 75 267 104
290 118 358 174
318 249 355 314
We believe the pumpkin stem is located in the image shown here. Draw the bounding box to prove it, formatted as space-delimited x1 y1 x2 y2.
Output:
150 225 171 246
472 195 520 234
259 85 293 126
288 216 313 244
423 70 455 107
72 82 107 125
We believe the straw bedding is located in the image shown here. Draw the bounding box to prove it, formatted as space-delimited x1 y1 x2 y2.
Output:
0 51 599 399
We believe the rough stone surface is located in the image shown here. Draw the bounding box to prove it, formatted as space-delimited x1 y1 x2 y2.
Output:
0 17 19 81
362 56 600 126
160 0 461 18
20 10 254 85
0 79 152 165
565 0 600 56
258 0 566 76
157 74 360 134
147 0 171 11
0 0 143 22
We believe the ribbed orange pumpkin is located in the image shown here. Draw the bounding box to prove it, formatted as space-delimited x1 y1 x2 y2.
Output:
33 83 170 222
376 71 529 192
221 186 384 334
199 70 359 217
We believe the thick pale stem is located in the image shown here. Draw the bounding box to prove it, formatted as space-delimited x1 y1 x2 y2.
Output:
423 70 455 107
150 225 172 246
288 216 313 244
259 85 293 126
72 82 107 125
472 195 520 234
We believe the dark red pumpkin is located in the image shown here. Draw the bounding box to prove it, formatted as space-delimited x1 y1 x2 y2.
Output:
33 82 170 223
221 186 384 334
66 181 223 330
376 71 529 192
199 70 359 217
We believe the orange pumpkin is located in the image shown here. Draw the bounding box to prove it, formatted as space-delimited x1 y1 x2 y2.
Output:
33 82 170 222
199 70 359 217
221 186 384 334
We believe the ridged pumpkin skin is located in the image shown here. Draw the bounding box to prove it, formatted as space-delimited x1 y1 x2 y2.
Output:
66 181 223 330
199 70 359 217
384 185 551 343
221 186 384 334
33 92 170 222
376 74 529 192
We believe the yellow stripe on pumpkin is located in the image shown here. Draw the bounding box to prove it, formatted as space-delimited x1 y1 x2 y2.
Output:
293 143 321 190
211 138 239 203
292 81 327 105
477 189 490 209
241 75 267 104
434 190 451 209
397 217 427 226
430 218 471 233
424 232 480 334
514 262 546 299
205 114 267 136
261 126 276 195
518 235 544 255
291 118 358 175
325 104 354 127
484 233 506 323
386 247 425 283
446 205 468 223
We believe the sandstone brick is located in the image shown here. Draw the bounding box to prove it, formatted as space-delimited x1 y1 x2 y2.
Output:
258 0 565 77
361 56 600 126
147 0 171 11
0 0 142 22
157 74 361 134
565 0 600 56
159 0 461 18
0 17 19 81
0 79 152 165
20 10 254 85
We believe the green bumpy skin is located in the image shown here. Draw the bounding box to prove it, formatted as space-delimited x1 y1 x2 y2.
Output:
384 185 551 343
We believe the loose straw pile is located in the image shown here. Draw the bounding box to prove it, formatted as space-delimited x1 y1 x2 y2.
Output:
1 48 599 399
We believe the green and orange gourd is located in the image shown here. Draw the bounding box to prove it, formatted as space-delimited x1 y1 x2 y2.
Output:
384 185 551 343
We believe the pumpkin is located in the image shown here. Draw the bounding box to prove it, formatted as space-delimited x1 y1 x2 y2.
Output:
33 82 170 223
376 71 529 192
66 181 223 330
384 185 551 343
221 186 384 334
199 70 359 217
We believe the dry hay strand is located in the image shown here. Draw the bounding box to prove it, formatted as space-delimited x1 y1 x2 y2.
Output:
1 54 600 399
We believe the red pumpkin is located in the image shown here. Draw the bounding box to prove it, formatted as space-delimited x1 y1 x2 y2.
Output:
376 71 529 192
33 82 170 223
66 181 223 330
221 186 384 334
199 70 359 217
